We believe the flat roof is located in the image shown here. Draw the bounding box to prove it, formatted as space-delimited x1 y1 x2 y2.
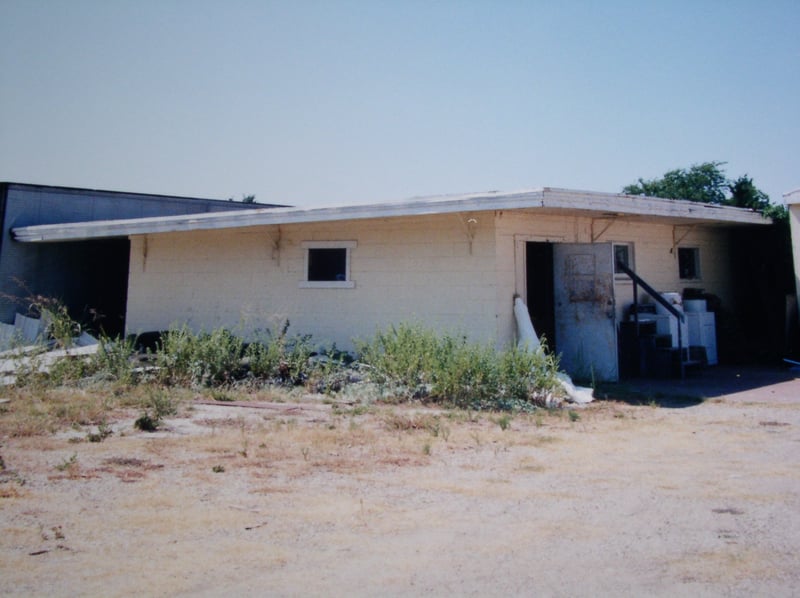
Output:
1 181 288 209
783 189 800 204
11 187 770 243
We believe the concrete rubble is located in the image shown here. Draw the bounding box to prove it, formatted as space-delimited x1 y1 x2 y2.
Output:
0 313 99 386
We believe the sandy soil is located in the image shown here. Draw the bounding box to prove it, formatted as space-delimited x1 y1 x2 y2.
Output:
1 370 799 597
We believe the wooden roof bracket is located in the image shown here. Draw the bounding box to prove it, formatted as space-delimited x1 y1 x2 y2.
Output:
591 216 617 243
671 224 695 255
270 226 282 266
458 213 478 254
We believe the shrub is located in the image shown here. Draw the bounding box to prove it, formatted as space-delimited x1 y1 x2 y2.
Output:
307 349 352 394
134 413 159 432
355 323 444 400
134 386 179 432
357 323 562 411
245 321 313 385
11 334 137 389
150 322 322 389
44 354 91 385
40 300 81 349
22 292 81 349
154 325 245 386
91 335 137 384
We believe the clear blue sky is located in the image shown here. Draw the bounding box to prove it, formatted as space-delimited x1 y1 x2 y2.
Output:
1 0 797 207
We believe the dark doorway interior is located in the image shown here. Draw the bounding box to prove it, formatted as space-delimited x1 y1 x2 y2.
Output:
81 238 130 337
42 239 131 338
525 242 556 352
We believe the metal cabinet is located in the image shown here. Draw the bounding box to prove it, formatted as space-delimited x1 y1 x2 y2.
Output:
653 315 689 350
686 311 717 365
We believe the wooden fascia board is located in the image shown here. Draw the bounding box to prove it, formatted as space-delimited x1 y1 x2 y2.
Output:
11 191 547 242
542 188 770 225
12 187 769 243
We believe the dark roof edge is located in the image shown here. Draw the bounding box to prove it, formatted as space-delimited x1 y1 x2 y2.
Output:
0 181 290 209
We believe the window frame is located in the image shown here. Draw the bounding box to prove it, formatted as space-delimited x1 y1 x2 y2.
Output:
299 240 357 289
613 242 634 280
678 246 701 281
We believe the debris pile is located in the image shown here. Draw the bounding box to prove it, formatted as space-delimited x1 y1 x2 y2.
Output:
513 296 594 405
0 313 99 385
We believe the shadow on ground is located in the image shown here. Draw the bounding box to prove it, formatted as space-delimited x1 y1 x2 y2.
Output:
596 364 799 408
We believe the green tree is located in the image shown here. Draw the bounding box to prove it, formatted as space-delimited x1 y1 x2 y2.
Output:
623 161 729 204
624 161 786 221
728 175 786 221
624 161 794 362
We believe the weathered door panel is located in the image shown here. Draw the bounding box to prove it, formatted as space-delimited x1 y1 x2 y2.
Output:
553 243 618 382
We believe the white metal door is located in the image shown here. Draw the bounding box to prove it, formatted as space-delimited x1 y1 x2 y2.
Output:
553 243 618 382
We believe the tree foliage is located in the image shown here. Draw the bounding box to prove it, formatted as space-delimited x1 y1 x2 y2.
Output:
623 161 728 204
625 161 794 362
623 161 785 220
728 175 785 220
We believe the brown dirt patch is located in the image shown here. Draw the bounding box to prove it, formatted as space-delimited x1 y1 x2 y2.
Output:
1 382 799 596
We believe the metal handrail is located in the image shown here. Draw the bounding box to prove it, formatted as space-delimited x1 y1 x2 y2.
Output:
616 262 685 323
616 261 686 377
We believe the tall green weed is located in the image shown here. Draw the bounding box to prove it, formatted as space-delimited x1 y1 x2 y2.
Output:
154 325 245 386
245 321 313 385
357 323 562 410
91 336 137 384
152 322 315 388
355 323 443 399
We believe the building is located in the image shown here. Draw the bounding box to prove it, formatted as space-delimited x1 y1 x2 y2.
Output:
0 183 284 336
786 189 800 308
11 187 770 381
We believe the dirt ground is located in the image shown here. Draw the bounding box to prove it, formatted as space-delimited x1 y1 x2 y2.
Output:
1 366 799 597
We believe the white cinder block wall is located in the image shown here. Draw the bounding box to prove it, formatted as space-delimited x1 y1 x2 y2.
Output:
494 211 735 342
126 212 499 350
789 203 800 305
126 209 736 352
608 222 733 320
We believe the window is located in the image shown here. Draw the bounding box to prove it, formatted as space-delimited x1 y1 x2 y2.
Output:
678 247 701 280
308 248 346 281
300 241 356 288
613 243 633 278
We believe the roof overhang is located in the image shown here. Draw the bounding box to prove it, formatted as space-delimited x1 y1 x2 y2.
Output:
783 189 800 205
11 187 770 243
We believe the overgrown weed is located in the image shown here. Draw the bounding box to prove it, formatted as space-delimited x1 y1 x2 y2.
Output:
134 386 180 432
54 452 78 472
357 322 563 410
1 307 576 439
246 321 314 386
92 336 138 384
154 325 245 386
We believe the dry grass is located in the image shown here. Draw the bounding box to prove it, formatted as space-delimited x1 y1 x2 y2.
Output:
2 378 800 597
0 382 587 492
0 383 197 438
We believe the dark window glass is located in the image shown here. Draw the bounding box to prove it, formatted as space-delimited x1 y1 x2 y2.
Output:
678 247 699 279
614 245 630 273
308 248 347 281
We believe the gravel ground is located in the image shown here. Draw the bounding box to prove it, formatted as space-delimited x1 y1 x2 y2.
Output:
1 366 798 597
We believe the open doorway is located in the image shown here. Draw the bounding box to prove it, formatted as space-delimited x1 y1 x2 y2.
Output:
523 240 619 382
80 239 130 337
525 242 556 351
41 239 131 338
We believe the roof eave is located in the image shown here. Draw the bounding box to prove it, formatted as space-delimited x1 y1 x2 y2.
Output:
11 190 547 242
783 189 800 205
11 188 770 243
541 188 770 225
